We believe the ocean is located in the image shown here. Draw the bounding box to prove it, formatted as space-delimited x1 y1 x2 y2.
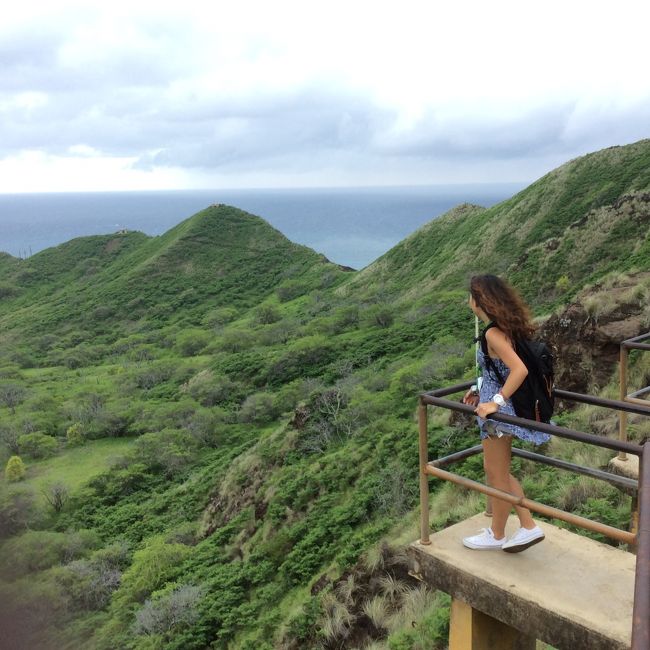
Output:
0 184 523 270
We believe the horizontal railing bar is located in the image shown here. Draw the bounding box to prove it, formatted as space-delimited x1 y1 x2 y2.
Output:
554 388 650 416
623 333 650 345
427 444 638 490
510 447 638 491
420 394 643 455
424 464 636 545
623 342 650 351
427 445 484 468
628 385 650 399
627 395 650 407
427 443 638 490
422 380 474 397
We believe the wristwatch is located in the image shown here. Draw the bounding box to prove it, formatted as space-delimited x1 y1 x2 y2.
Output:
492 392 506 408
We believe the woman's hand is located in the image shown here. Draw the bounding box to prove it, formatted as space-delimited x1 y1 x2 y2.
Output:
462 389 479 407
475 401 499 418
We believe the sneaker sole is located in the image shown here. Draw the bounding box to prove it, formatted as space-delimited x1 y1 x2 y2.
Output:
502 534 545 553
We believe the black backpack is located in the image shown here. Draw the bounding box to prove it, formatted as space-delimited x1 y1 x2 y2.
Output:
479 322 555 423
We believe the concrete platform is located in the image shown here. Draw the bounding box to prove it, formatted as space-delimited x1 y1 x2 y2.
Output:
407 514 636 650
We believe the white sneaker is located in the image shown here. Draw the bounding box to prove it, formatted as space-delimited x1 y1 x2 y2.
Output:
462 527 506 550
502 525 545 553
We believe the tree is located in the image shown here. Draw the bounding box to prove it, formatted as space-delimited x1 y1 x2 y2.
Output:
5 455 26 482
0 383 26 414
0 425 20 454
42 482 69 512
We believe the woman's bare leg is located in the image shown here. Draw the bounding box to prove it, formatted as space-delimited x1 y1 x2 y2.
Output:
482 435 514 539
508 474 536 529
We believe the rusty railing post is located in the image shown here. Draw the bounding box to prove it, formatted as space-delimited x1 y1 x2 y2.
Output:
619 344 628 461
418 397 431 545
631 440 650 650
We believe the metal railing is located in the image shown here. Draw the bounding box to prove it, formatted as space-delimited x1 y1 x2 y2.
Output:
619 332 650 461
417 335 650 650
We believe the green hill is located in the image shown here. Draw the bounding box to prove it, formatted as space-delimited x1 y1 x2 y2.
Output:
344 139 650 308
0 140 649 650
0 205 351 359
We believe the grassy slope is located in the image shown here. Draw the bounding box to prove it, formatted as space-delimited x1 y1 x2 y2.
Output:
21 437 137 504
341 139 650 309
0 140 648 650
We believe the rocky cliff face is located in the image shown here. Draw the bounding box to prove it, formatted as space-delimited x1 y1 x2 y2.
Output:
539 272 650 396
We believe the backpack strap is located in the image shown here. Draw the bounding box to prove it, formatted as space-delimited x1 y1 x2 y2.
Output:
478 321 506 385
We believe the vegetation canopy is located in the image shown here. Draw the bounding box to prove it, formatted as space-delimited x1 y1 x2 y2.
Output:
0 140 649 650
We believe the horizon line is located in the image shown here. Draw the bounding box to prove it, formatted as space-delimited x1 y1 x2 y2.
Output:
0 180 529 196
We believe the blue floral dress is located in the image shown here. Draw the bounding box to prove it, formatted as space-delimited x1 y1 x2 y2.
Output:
477 347 551 445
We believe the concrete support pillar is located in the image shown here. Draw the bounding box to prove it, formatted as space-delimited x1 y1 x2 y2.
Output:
449 598 536 650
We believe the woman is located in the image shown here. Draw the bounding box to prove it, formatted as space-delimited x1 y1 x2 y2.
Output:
461 274 550 552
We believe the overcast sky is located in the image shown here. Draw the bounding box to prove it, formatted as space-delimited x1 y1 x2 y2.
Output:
1 0 649 192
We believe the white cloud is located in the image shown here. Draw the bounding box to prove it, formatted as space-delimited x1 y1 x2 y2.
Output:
0 0 649 191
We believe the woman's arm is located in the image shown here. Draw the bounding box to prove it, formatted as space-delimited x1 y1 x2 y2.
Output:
485 327 528 398
475 327 528 419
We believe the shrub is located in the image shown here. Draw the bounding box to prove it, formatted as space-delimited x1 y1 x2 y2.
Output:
256 304 281 325
0 425 20 454
276 280 307 302
133 429 196 477
0 364 21 379
0 529 100 579
133 583 205 636
258 319 297 346
66 423 86 446
555 275 570 292
111 536 192 609
362 305 394 328
215 327 255 353
0 486 40 538
180 369 240 406
134 361 176 390
202 306 239 328
371 461 419 516
186 409 224 448
265 336 336 385
238 392 279 424
92 305 113 320
18 432 58 459
332 306 359 332
0 283 19 299
58 558 121 611
176 329 211 357
56 541 130 611
5 455 26 482
63 353 87 369
0 382 26 414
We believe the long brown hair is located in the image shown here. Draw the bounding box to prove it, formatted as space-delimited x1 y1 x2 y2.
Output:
470 274 535 341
